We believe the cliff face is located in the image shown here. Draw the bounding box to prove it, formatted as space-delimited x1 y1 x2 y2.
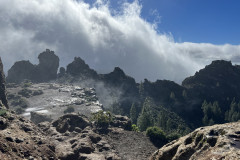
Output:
0 57 8 108
150 122 240 160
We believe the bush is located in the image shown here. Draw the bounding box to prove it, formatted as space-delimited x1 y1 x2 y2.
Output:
32 90 44 96
18 88 32 98
11 98 28 108
64 106 75 114
91 111 112 129
131 124 139 132
0 109 7 116
167 133 180 142
146 126 167 147
15 107 24 114
23 82 32 88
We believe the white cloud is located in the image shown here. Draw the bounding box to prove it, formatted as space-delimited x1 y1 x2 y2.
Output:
0 0 239 83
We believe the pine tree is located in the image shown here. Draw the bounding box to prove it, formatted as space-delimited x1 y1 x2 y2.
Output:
137 97 153 131
130 102 138 124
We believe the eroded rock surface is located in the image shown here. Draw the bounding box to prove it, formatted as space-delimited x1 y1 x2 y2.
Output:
0 57 8 108
150 122 240 160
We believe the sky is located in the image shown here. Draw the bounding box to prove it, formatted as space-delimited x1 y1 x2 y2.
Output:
0 0 240 83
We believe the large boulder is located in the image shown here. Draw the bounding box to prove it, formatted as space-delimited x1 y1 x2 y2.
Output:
52 113 90 133
0 57 8 108
6 49 59 83
150 121 240 160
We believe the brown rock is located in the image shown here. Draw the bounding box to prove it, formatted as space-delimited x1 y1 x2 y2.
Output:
52 113 90 133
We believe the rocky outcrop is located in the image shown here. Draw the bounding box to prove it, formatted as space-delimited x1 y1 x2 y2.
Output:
0 57 8 108
6 60 35 84
38 113 122 160
6 49 59 83
0 110 58 159
150 122 240 160
33 49 59 82
66 57 98 79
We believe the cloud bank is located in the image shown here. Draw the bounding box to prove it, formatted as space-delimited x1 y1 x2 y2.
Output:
0 0 240 83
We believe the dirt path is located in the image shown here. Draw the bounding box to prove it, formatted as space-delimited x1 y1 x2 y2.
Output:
105 128 158 160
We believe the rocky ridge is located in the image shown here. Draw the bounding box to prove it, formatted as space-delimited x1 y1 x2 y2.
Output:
150 122 240 160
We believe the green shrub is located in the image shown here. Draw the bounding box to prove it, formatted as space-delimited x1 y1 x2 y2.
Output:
64 106 75 114
0 109 7 116
32 90 44 96
146 126 167 147
131 124 139 132
11 98 28 108
18 88 32 98
23 82 32 88
91 111 113 129
15 107 24 114
167 133 180 142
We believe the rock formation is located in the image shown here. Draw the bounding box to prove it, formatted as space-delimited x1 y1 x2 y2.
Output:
0 57 8 108
6 49 59 83
6 60 35 84
66 57 98 79
33 49 59 82
0 59 58 159
0 111 58 159
150 122 240 160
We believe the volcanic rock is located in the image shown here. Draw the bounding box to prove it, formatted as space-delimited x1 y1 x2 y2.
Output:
33 49 59 82
6 49 59 83
6 60 35 84
0 57 8 108
150 121 240 160
66 57 98 79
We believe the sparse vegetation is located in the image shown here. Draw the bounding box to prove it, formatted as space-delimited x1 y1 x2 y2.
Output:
0 109 7 116
11 97 28 108
18 88 32 98
131 124 139 132
91 110 113 128
23 82 32 88
15 107 24 114
32 90 44 96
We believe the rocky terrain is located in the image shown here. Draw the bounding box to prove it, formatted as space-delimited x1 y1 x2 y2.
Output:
7 82 102 122
150 121 240 160
1 56 158 159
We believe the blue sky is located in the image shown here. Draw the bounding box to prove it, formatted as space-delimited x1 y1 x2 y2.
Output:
86 0 240 45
